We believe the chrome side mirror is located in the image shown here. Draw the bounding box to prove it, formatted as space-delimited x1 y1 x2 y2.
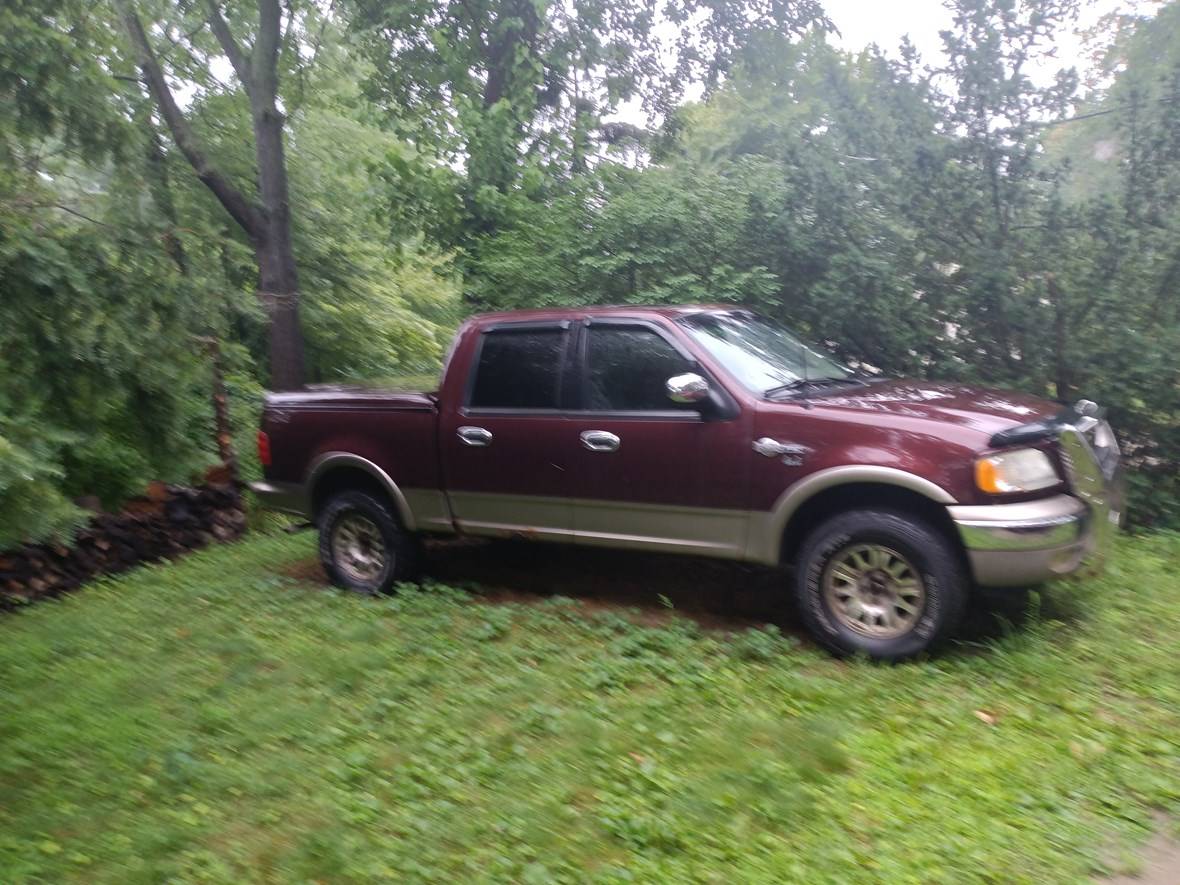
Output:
666 372 710 404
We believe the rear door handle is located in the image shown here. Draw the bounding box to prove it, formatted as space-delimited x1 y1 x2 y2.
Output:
580 430 620 452
457 426 493 447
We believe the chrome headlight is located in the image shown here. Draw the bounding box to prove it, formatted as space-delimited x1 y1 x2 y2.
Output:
975 448 1060 494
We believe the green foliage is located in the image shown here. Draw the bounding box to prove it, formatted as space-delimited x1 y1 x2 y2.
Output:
0 179 217 544
0 0 129 162
0 1 460 545
3 0 1180 540
288 103 462 382
469 162 780 310
350 0 832 243
467 13 1180 526
1 532 1179 880
0 414 84 550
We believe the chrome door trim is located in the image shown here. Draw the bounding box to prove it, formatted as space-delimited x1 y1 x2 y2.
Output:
580 430 621 452
457 425 493 446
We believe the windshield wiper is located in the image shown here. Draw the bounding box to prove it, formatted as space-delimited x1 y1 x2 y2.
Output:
763 376 867 399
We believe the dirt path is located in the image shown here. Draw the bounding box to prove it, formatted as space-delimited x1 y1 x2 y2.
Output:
283 534 1044 645
1103 814 1180 884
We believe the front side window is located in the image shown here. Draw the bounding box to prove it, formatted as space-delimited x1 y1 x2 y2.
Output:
469 328 566 409
678 311 851 396
584 326 693 411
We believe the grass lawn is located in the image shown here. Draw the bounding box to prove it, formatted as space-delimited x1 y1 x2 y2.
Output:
2 531 1179 883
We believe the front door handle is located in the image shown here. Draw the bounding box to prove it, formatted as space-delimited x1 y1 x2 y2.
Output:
752 437 810 464
581 430 620 453
457 426 493 447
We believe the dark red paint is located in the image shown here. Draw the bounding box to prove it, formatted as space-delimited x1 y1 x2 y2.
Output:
262 306 1064 519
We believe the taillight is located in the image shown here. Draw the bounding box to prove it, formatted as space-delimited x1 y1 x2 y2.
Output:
257 430 272 467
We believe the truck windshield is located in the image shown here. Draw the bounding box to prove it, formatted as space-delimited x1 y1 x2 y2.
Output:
678 311 853 398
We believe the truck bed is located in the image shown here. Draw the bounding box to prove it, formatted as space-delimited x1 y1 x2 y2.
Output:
266 384 436 413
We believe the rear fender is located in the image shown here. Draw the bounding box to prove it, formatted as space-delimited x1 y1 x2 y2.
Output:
307 452 416 531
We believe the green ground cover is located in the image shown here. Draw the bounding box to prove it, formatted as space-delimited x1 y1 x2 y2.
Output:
2 531 1179 883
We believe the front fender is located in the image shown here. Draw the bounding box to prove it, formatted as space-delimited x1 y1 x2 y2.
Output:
746 465 957 565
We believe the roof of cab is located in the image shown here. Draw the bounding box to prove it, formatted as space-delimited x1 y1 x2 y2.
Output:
466 304 740 326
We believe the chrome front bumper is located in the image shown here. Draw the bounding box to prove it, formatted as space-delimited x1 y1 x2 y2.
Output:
950 494 1093 586
950 421 1124 588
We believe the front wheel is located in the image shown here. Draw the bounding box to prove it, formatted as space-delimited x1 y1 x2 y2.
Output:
794 509 967 661
318 490 418 594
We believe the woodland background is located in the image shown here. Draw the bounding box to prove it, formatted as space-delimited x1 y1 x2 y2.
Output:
3 0 1179 548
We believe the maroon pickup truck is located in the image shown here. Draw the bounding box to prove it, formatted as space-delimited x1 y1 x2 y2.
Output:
252 306 1123 659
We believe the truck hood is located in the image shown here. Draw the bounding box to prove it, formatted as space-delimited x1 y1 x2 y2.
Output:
802 379 1061 440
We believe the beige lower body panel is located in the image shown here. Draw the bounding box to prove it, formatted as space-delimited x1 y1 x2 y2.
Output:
447 491 751 560
402 488 456 533
575 497 749 560
446 491 574 543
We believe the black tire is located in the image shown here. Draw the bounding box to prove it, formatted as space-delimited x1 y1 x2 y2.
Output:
317 490 418 594
794 509 968 661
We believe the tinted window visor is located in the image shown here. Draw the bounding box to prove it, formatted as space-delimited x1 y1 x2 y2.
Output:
677 311 853 398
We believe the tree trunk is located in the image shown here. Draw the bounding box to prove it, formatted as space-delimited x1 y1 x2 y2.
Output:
254 222 305 391
1047 273 1071 401
251 1 306 391
116 0 307 392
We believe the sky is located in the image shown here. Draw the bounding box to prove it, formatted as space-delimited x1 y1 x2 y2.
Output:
186 0 1160 119
600 0 1159 129
821 0 1156 86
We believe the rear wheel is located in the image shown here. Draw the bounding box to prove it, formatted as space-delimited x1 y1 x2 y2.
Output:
794 509 967 660
318 491 417 594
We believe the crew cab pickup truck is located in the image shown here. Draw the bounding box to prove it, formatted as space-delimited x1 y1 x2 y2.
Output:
252 306 1123 659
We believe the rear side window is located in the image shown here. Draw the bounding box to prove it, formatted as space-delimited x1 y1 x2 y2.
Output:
469 328 566 409
584 326 693 411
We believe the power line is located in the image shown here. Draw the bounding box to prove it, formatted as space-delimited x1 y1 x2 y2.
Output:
1040 93 1180 128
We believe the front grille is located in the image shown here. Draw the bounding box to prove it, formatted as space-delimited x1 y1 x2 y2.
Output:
1088 419 1121 480
1059 419 1123 558
1059 428 1107 501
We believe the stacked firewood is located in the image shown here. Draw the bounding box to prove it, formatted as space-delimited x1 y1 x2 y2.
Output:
0 467 246 610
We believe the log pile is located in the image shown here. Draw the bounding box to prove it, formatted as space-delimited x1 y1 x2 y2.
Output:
0 469 246 610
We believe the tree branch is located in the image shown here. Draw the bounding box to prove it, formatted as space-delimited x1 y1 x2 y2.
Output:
53 203 110 227
292 0 336 110
204 1 254 99
113 0 264 240
281 0 296 53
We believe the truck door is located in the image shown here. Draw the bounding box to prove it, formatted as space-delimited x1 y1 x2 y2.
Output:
562 319 751 558
438 320 578 540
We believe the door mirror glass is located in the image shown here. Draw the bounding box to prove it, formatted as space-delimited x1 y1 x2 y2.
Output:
666 372 709 404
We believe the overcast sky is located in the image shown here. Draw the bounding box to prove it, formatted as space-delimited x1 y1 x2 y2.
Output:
822 0 1156 85
188 0 1159 120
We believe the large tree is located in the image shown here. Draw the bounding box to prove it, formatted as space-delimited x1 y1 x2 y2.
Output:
113 0 307 389
350 0 831 252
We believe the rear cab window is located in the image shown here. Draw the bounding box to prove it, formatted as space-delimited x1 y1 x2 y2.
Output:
467 325 569 410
